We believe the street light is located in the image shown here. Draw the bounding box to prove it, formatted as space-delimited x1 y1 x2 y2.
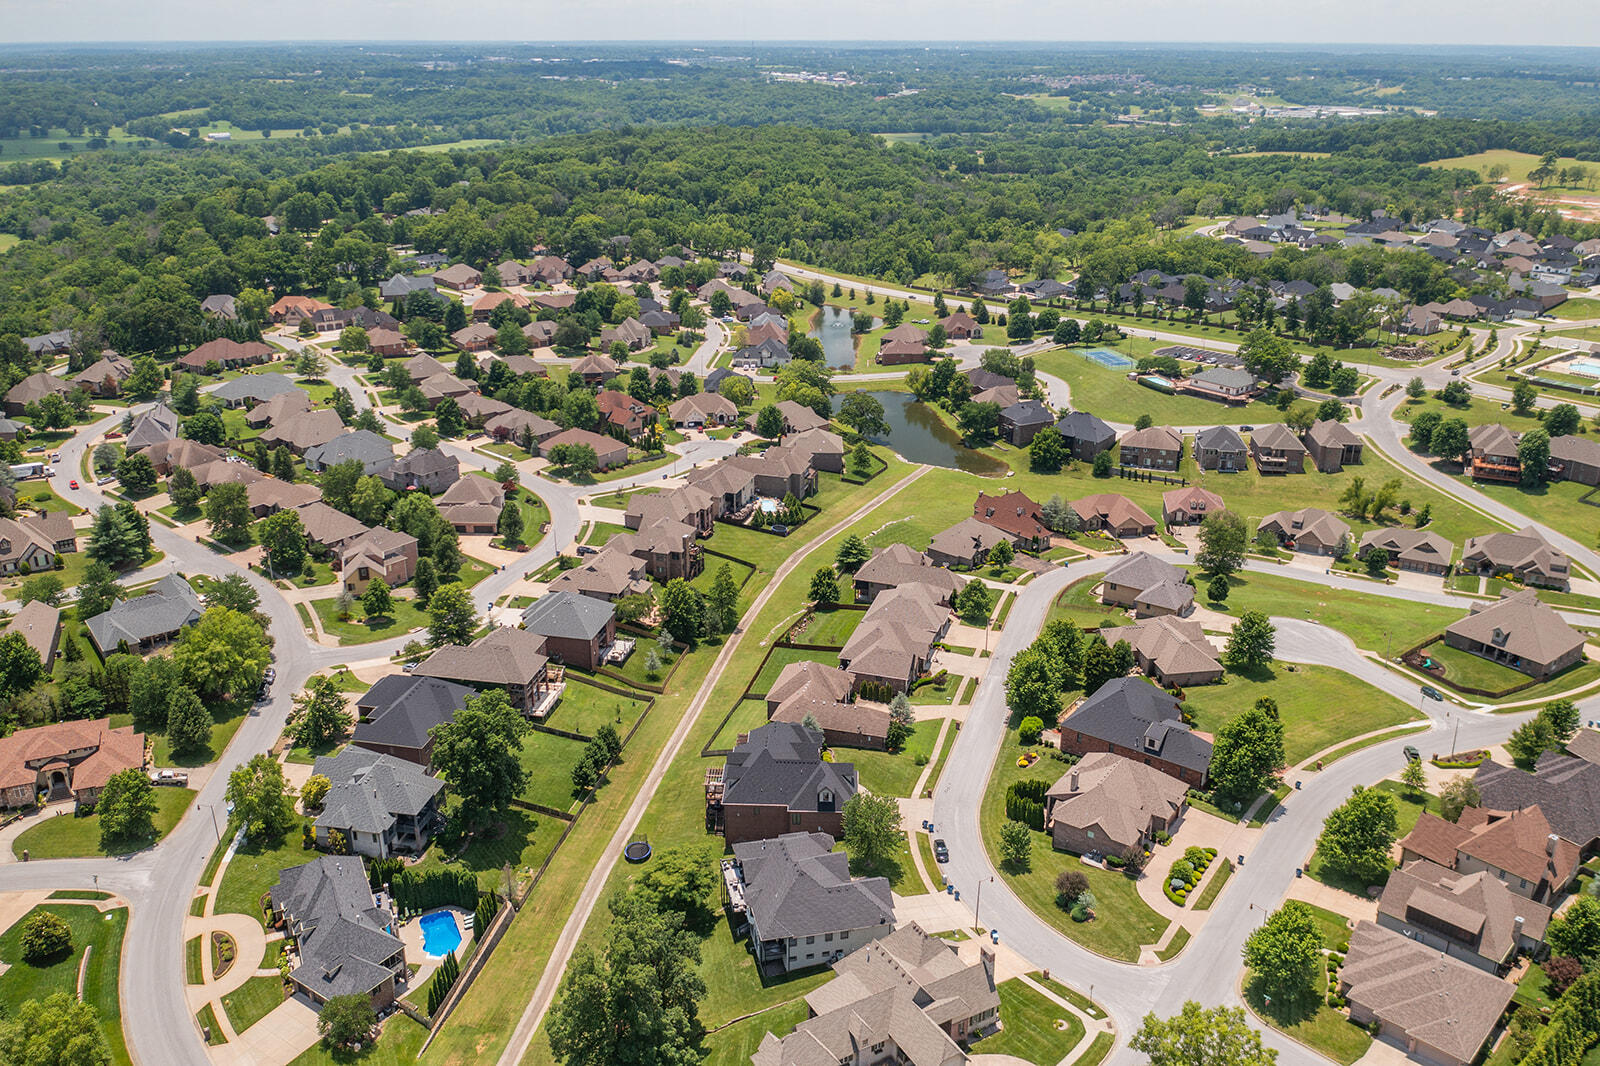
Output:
973 875 996 928
200 803 221 842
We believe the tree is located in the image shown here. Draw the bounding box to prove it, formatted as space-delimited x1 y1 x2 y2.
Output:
317 994 377 1050
413 557 439 605
301 774 331 811
19 912 73 963
181 409 226 446
999 820 1033 870
1223 611 1275 672
0 992 113 1066
1242 901 1323 1008
955 579 993 624
1006 646 1062 725
355 575 392 619
1028 427 1065 473
957 401 1000 445
1206 574 1230 603
707 564 740 635
1315 785 1399 887
1548 895 1600 963
837 392 889 437
634 844 720 923
842 791 902 868
426 583 477 646
1195 510 1247 577
1543 698 1580 742
1209 703 1285 804
1408 409 1442 451
1547 404 1582 438
1431 417 1472 464
835 534 870 574
167 464 201 513
1507 716 1559 770
1131 1002 1276 1066
257 508 308 576
115 451 156 494
656 578 702 645
225 753 297 843
19 573 64 607
173 607 270 700
546 893 706 1066
126 354 165 398
271 445 295 483
164 685 213 757
1512 379 1538 415
1238 329 1297 384
290 676 353 750
847 440 874 479
1092 450 1114 477
754 404 785 439
349 474 395 525
989 538 1015 568
1519 428 1551 488
1400 756 1427 795
808 567 838 606
204 480 252 542
429 689 530 830
411 423 440 451
97 767 158 849
1406 376 1426 399
497 500 525 546
1439 775 1480 822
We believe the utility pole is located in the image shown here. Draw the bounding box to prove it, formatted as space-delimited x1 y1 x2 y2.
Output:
973 875 995 928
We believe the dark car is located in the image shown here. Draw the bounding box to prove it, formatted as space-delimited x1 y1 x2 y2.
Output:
933 838 949 863
1403 745 1421 763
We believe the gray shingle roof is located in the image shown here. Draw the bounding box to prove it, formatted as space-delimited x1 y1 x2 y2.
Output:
353 674 476 753
733 831 893 941
304 430 395 473
312 747 444 836
271 856 405 1001
1062 677 1212 775
723 722 858 812
521 590 614 641
84 574 202 652
211 373 302 404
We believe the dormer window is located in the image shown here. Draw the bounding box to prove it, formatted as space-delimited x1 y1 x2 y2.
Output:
1491 627 1509 647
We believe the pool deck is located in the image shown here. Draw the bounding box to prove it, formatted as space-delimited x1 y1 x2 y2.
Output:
405 905 473 968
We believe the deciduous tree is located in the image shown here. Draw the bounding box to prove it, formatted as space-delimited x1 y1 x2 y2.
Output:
429 689 530 830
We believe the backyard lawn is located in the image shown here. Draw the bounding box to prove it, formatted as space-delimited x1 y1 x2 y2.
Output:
410 803 560 892
286 1014 428 1066
0 903 132 1066
1032 345 1280 426
790 606 865 647
517 729 592 812
12 787 195 859
551 679 652 737
1419 638 1537 693
310 594 430 644
849 719 942 798
750 646 840 694
968 979 1087 1066
1045 575 1128 630
700 1002 810 1066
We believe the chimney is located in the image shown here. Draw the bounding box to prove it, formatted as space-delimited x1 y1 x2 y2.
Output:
979 945 996 977
1548 834 1559 856
1515 916 1525 938
1070 769 1079 793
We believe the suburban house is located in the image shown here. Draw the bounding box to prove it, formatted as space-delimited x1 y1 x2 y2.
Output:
451 323 497 352
748 399 830 436
175 338 274 373
1460 527 1570 590
269 295 332 324
520 591 618 672
1549 433 1600 485
940 311 983 338
570 353 619 385
1303 419 1364 473
84 574 203 655
1071 493 1156 538
1442 589 1585 679
547 546 653 603
295 501 371 553
1337 921 1514 1066
1161 487 1225 527
1112 615 1223 687
414 626 556 715
259 408 345 455
625 485 715 538
0 511 77 574
596 390 654 439
784 428 847 474
1045 752 1190 858
1055 411 1118 460
606 517 703 581
486 408 561 445
766 661 888 750
1468 423 1522 483
729 831 894 976
380 273 436 301
839 582 951 693
1056 676 1212 788
1099 552 1194 617
268 856 409 1009
73 351 133 396
1180 366 1257 403
375 447 460 495
1377 859 1551 974
1248 423 1309 474
1358 528 1454 575
927 516 1014 569
125 402 180 451
339 527 419 594
4 599 60 670
244 389 311 429
972 383 1019 408
0 717 145 810
436 476 506 535
708 722 858 846
1118 425 1184 470
668 392 739 429
540 427 629 471
998 400 1055 445
1194 425 1247 472
852 543 963 604
310 747 445 859
599 317 652 352
211 372 300 408
752 924 999 1066
1401 804 1578 904
304 431 396 474
350 674 475 769
4 370 72 415
433 263 481 290
1476 755 1600 853
973 490 1050 549
1257 507 1351 556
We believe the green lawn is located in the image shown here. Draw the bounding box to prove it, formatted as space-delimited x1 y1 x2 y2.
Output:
1200 568 1464 656
285 1014 428 1066
700 1002 811 1066
410 802 559 892
910 670 963 706
1514 962 1555 1010
215 818 314 924
588 486 660 511
517 729 591 812
583 520 632 546
551 680 652 737
694 888 834 1031
1419 638 1538 693
1397 392 1546 432
12 787 195 859
708 697 772 751
750 646 839 694
1180 665 1424 766
221 974 284 1035
1306 782 1438 894
1422 149 1600 196
1439 472 1600 554
844 831 922 896
968 979 1087 1065
1245 967 1371 1066
1045 575 1128 630
0 904 132 1066
310 594 430 644
792 606 864 648
595 641 682 689
849 719 942 798
1033 345 1280 425
108 696 252 768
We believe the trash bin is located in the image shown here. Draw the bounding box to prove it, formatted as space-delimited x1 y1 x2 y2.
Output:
990 929 1000 944
1296 867 1303 878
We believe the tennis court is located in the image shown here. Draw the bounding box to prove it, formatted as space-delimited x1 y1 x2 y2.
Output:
1083 347 1134 370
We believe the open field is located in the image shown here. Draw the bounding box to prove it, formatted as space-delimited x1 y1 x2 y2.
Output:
1199 568 1466 655
1423 149 1600 196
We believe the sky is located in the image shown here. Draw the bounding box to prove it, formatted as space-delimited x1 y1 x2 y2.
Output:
2 0 1598 47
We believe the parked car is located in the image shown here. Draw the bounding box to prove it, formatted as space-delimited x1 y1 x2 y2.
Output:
150 769 189 787
1421 685 1444 702
933 838 949 863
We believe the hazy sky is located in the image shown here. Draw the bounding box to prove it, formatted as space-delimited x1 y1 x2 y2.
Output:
2 0 1598 47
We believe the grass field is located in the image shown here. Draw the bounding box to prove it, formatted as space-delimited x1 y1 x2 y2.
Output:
700 1001 812 1065
215 818 313 924
968 979 1086 1064
286 1013 428 1066
1423 149 1600 196
793 606 864 647
409 803 560 892
0 903 132 1066
551 680 651 737
1549 298 1600 321
221 975 284 1035
12 787 195 859
1199 568 1464 655
1034 345 1281 426
848 718 942 798
517 729 591 812
1420 638 1536 693
1246 966 1371 1066
1444 474 1600 558
749 646 839 694
310 594 430 644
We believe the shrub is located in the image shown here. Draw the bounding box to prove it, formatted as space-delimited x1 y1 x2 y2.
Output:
1055 870 1089 908
1105 854 1127 869
1070 903 1089 922
1546 955 1583 996
20 911 73 963
1018 716 1044 745
1153 830 1171 846
1171 860 1195 883
1004 779 1049 831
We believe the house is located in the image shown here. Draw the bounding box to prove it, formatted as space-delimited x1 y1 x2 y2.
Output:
766 661 888 750
1303 419 1364 473
972 383 1020 409
1070 493 1156 538
1377 859 1551 973
941 311 982 339
1118 425 1183 470
21 330 73 357
520 591 617 672
303 430 395 474
486 408 561 446
598 318 652 352
608 519 703 582
414 627 555 715
494 259 533 286
1161 487 1225 527
927 517 1014 569
259 408 345 454
339 527 419 594
4 599 60 670
1057 676 1212 788
1054 411 1117 460
1338 921 1514 1066
1257 508 1351 556
548 546 653 603
596 390 654 439
1100 552 1193 617
124 403 181 452
246 479 322 519
1476 755 1600 852
244 389 312 429
1045 752 1191 858
972 490 1050 549
211 372 300 408
1549 433 1600 486
840 583 950 693
437 476 506 535
433 264 481 290
669 392 739 429
529 255 573 284
418 372 474 407
710 722 858 845
786 428 846 474
350 674 475 769
140 438 228 476
1248 423 1308 474
0 512 77 574
376 447 459 495
639 310 680 335
84 574 203 655
295 502 370 552
269 295 332 325
451 322 498 352
4 371 71 415
379 274 437 301
733 337 792 369
1112 615 1223 687
310 747 445 859
998 400 1054 446
72 351 133 396
1358 528 1453 575
540 427 629 471
852 543 963 604
1443 589 1585 679
1193 426 1247 472
731 832 894 976
752 924 999 1065
1180 366 1257 403
748 399 831 436
1401 805 1579 904
1461 527 1570 590
877 325 929 365
268 857 408 1009
1468 423 1521 483
571 353 619 385
0 717 145 810
520 320 558 349
176 338 273 373
625 485 715 538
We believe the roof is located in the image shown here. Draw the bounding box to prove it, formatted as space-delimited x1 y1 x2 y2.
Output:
377 447 459 487
303 430 395 473
1445 589 1584 666
211 374 302 406
1056 410 1117 444
1359 527 1453 567
541 427 628 461
1119 425 1183 453
1476 755 1600 849
1194 425 1246 453
732 832 894 941
1103 551 1186 593
1162 486 1225 518
1190 366 1255 390
1469 422 1519 457
571 353 618 378
1566 727 1600 766
1045 751 1190 851
521 590 614 641
6 371 71 407
1259 507 1351 547
312 747 444 836
352 674 475 753
1550 433 1600 468
722 722 858 813
1071 492 1155 531
1339 921 1513 1065
1461 527 1568 582
0 716 144 792
973 490 1050 540
1306 419 1362 449
271 856 405 1001
1249 423 1308 454
668 392 738 422
433 263 481 286
125 403 181 451
928 516 1012 563
1062 677 1212 776
294 501 370 547
1112 616 1221 679
438 475 505 510
84 574 202 652
415 627 549 688
854 545 962 601
814 922 998 1033
4 598 60 664
261 408 345 452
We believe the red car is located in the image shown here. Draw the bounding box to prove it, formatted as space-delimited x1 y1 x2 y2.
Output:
68 479 78 489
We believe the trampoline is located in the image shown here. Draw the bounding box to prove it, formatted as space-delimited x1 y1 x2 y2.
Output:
624 835 653 863
1083 347 1134 370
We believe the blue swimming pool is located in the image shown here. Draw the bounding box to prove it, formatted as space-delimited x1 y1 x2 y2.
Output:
419 911 463 958
1570 359 1600 378
757 498 780 514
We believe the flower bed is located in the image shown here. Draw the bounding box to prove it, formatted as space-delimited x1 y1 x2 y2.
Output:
1430 749 1489 769
1163 847 1218 907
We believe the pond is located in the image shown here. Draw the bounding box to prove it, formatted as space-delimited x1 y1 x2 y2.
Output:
810 306 879 368
859 391 1010 477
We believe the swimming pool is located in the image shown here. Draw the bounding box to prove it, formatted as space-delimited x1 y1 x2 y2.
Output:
1083 347 1134 370
419 910 463 958
757 498 780 514
1569 360 1600 378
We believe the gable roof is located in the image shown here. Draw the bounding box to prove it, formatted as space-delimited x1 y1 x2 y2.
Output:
415 627 549 689
1194 425 1246 453
84 574 203 652
1475 755 1600 848
722 722 858 812
973 490 1049 540
304 430 396 473
1445 589 1584 666
521 590 614 642
1045 751 1190 852
733 831 894 942
352 674 474 753
1062 677 1212 775
1112 615 1222 679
